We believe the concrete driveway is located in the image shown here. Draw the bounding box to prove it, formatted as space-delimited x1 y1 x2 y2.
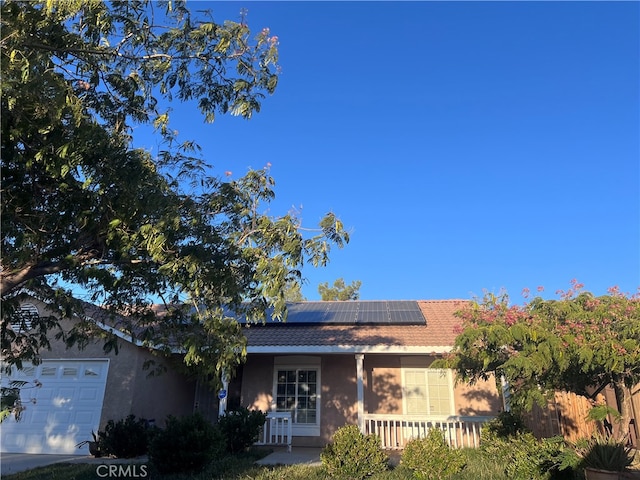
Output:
0 452 148 476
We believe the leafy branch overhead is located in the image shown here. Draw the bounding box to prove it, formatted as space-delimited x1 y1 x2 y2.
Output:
1 0 349 384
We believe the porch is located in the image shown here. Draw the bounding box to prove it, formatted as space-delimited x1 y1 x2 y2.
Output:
256 411 493 452
362 413 493 449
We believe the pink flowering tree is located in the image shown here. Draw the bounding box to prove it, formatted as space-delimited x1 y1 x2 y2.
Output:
440 281 640 440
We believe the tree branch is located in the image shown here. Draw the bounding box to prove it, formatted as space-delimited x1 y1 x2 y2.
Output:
0 261 66 296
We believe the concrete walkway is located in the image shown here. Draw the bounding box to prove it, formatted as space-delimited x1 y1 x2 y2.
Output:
0 452 148 476
1 449 324 475
255 447 322 466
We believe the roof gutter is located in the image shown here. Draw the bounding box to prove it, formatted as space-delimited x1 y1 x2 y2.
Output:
246 345 452 355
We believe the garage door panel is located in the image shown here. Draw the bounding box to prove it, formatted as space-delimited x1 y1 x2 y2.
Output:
31 410 48 425
79 386 100 401
74 411 94 424
50 411 72 425
37 387 54 400
1 359 109 455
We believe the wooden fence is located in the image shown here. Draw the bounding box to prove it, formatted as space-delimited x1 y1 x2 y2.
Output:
522 391 598 442
523 386 640 447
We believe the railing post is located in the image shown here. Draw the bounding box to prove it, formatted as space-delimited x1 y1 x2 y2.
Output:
218 371 228 417
361 414 493 450
355 354 365 432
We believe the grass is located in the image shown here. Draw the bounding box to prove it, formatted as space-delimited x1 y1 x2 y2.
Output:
12 445 639 480
2 448 509 480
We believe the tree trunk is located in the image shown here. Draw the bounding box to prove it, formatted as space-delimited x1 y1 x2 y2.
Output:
612 380 633 443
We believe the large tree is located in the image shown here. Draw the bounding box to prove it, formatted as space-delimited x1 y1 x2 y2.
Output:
1 1 349 384
318 278 362 301
439 281 640 440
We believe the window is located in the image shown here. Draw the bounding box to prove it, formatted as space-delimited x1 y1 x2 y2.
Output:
9 303 39 332
84 367 100 377
275 369 318 424
272 356 321 436
41 366 57 377
402 367 454 416
62 366 79 378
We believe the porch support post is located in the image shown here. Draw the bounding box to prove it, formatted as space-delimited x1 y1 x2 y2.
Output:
355 353 365 432
501 375 511 412
218 371 229 417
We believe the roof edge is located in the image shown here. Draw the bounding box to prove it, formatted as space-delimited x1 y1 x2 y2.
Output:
246 345 452 355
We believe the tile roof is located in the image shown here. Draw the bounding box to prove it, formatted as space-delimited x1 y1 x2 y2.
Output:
243 300 470 352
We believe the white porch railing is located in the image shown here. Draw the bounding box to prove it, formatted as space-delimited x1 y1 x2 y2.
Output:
255 412 293 452
362 414 493 450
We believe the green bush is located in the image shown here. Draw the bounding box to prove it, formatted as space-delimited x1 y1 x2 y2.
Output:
481 410 528 439
401 428 466 480
479 412 579 479
148 413 225 474
320 424 389 479
217 407 268 454
99 415 152 458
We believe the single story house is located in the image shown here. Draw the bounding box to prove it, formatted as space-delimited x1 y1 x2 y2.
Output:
1 297 503 454
229 300 503 449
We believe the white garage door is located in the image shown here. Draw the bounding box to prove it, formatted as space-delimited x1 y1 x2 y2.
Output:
1 359 109 455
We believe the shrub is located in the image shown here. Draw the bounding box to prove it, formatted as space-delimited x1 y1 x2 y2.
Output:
148 413 225 474
320 424 388 479
481 410 528 439
99 415 152 458
574 434 635 472
401 428 466 480
479 412 580 479
217 407 268 454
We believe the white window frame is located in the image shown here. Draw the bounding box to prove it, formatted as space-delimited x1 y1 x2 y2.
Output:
272 356 321 437
401 358 455 416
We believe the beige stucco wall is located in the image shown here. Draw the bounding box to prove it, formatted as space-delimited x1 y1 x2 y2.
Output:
240 355 274 411
240 354 358 446
366 355 502 416
320 355 357 442
453 375 502 416
366 355 403 414
23 300 196 428
239 353 502 447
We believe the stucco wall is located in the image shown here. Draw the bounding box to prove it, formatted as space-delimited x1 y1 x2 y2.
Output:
26 301 196 428
453 375 502 416
240 354 359 447
239 352 502 447
240 355 274 411
365 356 403 414
320 355 357 442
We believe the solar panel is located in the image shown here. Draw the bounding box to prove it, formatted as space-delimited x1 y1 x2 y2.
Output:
234 300 425 325
357 311 389 324
287 303 327 323
357 301 388 312
386 301 425 325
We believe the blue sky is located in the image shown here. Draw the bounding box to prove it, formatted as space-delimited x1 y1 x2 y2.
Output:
151 1 639 302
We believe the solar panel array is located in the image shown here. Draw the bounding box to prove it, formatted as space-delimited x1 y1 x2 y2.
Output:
278 301 425 325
